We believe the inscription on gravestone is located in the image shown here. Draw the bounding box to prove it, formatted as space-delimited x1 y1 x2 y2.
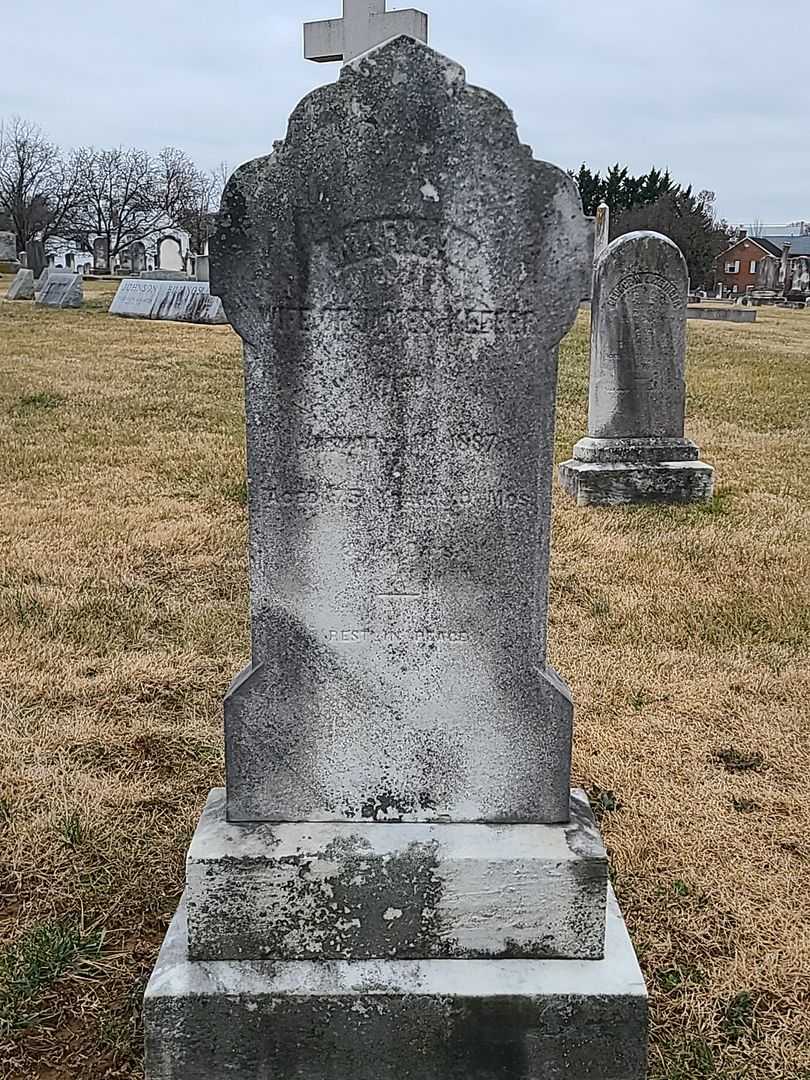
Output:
212 37 592 825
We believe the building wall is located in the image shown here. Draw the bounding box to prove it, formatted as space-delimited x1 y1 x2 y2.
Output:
714 238 772 295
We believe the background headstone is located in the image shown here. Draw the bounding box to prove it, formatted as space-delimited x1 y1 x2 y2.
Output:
36 270 83 309
0 231 17 261
6 268 35 300
158 236 184 272
0 230 20 273
560 230 714 506
26 240 46 279
194 255 210 282
139 269 189 281
109 278 227 324
594 202 610 261
93 237 110 273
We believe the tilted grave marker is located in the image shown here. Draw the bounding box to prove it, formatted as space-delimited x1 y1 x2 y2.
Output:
36 270 83 309
6 268 35 301
109 278 227 324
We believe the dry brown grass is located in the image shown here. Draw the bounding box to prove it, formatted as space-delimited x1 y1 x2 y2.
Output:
0 278 808 1079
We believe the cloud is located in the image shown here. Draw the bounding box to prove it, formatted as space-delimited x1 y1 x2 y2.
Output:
2 0 806 222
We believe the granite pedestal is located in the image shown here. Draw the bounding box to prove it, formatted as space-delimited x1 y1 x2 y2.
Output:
559 435 715 507
146 842 646 1080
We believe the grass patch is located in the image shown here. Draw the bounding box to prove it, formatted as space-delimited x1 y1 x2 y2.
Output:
713 748 765 774
0 923 103 1038
0 284 808 1078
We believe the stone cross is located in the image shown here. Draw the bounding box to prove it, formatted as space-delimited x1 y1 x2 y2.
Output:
304 0 428 64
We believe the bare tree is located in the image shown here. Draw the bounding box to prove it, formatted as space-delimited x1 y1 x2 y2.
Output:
67 146 171 266
0 117 56 247
165 152 229 254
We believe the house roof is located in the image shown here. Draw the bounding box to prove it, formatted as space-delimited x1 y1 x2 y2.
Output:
762 235 810 257
717 235 781 261
752 237 783 257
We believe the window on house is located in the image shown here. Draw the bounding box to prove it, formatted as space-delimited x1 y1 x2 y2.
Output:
725 260 740 274
750 260 758 273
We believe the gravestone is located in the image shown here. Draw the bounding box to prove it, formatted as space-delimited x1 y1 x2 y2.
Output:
26 240 46 279
594 201 610 261
109 278 227 324
6 268 35 300
93 236 110 273
194 254 210 281
560 231 714 506
143 29 647 1080
36 270 83 309
0 230 20 273
138 269 189 281
158 236 184 272
34 265 58 297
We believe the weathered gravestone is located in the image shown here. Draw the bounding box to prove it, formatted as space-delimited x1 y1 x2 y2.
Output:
36 270 83 309
560 231 715 506
25 240 46 279
6 268 35 300
194 254 210 282
143 28 647 1080
139 269 190 281
0 231 20 273
109 278 227 324
594 201 610 261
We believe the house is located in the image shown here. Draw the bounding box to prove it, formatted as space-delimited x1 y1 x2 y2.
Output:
714 233 810 300
713 236 781 296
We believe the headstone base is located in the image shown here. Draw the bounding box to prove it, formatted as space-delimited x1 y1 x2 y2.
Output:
0 260 20 274
559 457 715 506
185 788 609 962
144 890 647 1080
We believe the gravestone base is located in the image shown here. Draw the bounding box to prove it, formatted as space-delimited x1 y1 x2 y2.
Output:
559 437 715 506
185 788 609 962
144 891 647 1080
0 260 20 274
559 459 715 506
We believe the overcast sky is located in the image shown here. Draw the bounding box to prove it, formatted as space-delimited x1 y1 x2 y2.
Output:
2 1 806 224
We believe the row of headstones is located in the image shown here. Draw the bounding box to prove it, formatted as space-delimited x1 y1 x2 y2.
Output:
4 230 713 510
5 266 83 307
4 264 227 323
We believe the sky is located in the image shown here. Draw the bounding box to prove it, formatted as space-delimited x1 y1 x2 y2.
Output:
2 0 806 225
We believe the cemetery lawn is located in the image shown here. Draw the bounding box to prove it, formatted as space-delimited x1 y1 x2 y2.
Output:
0 275 808 1080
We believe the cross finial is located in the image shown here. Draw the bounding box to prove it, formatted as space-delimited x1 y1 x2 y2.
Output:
304 1 428 65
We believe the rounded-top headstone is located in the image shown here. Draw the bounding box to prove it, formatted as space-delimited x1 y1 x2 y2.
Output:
589 231 688 441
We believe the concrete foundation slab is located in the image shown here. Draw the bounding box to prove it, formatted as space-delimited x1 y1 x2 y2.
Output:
144 888 648 1080
559 458 715 507
186 788 608 962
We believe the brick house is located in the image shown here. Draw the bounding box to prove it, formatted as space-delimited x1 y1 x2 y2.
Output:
713 236 781 295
